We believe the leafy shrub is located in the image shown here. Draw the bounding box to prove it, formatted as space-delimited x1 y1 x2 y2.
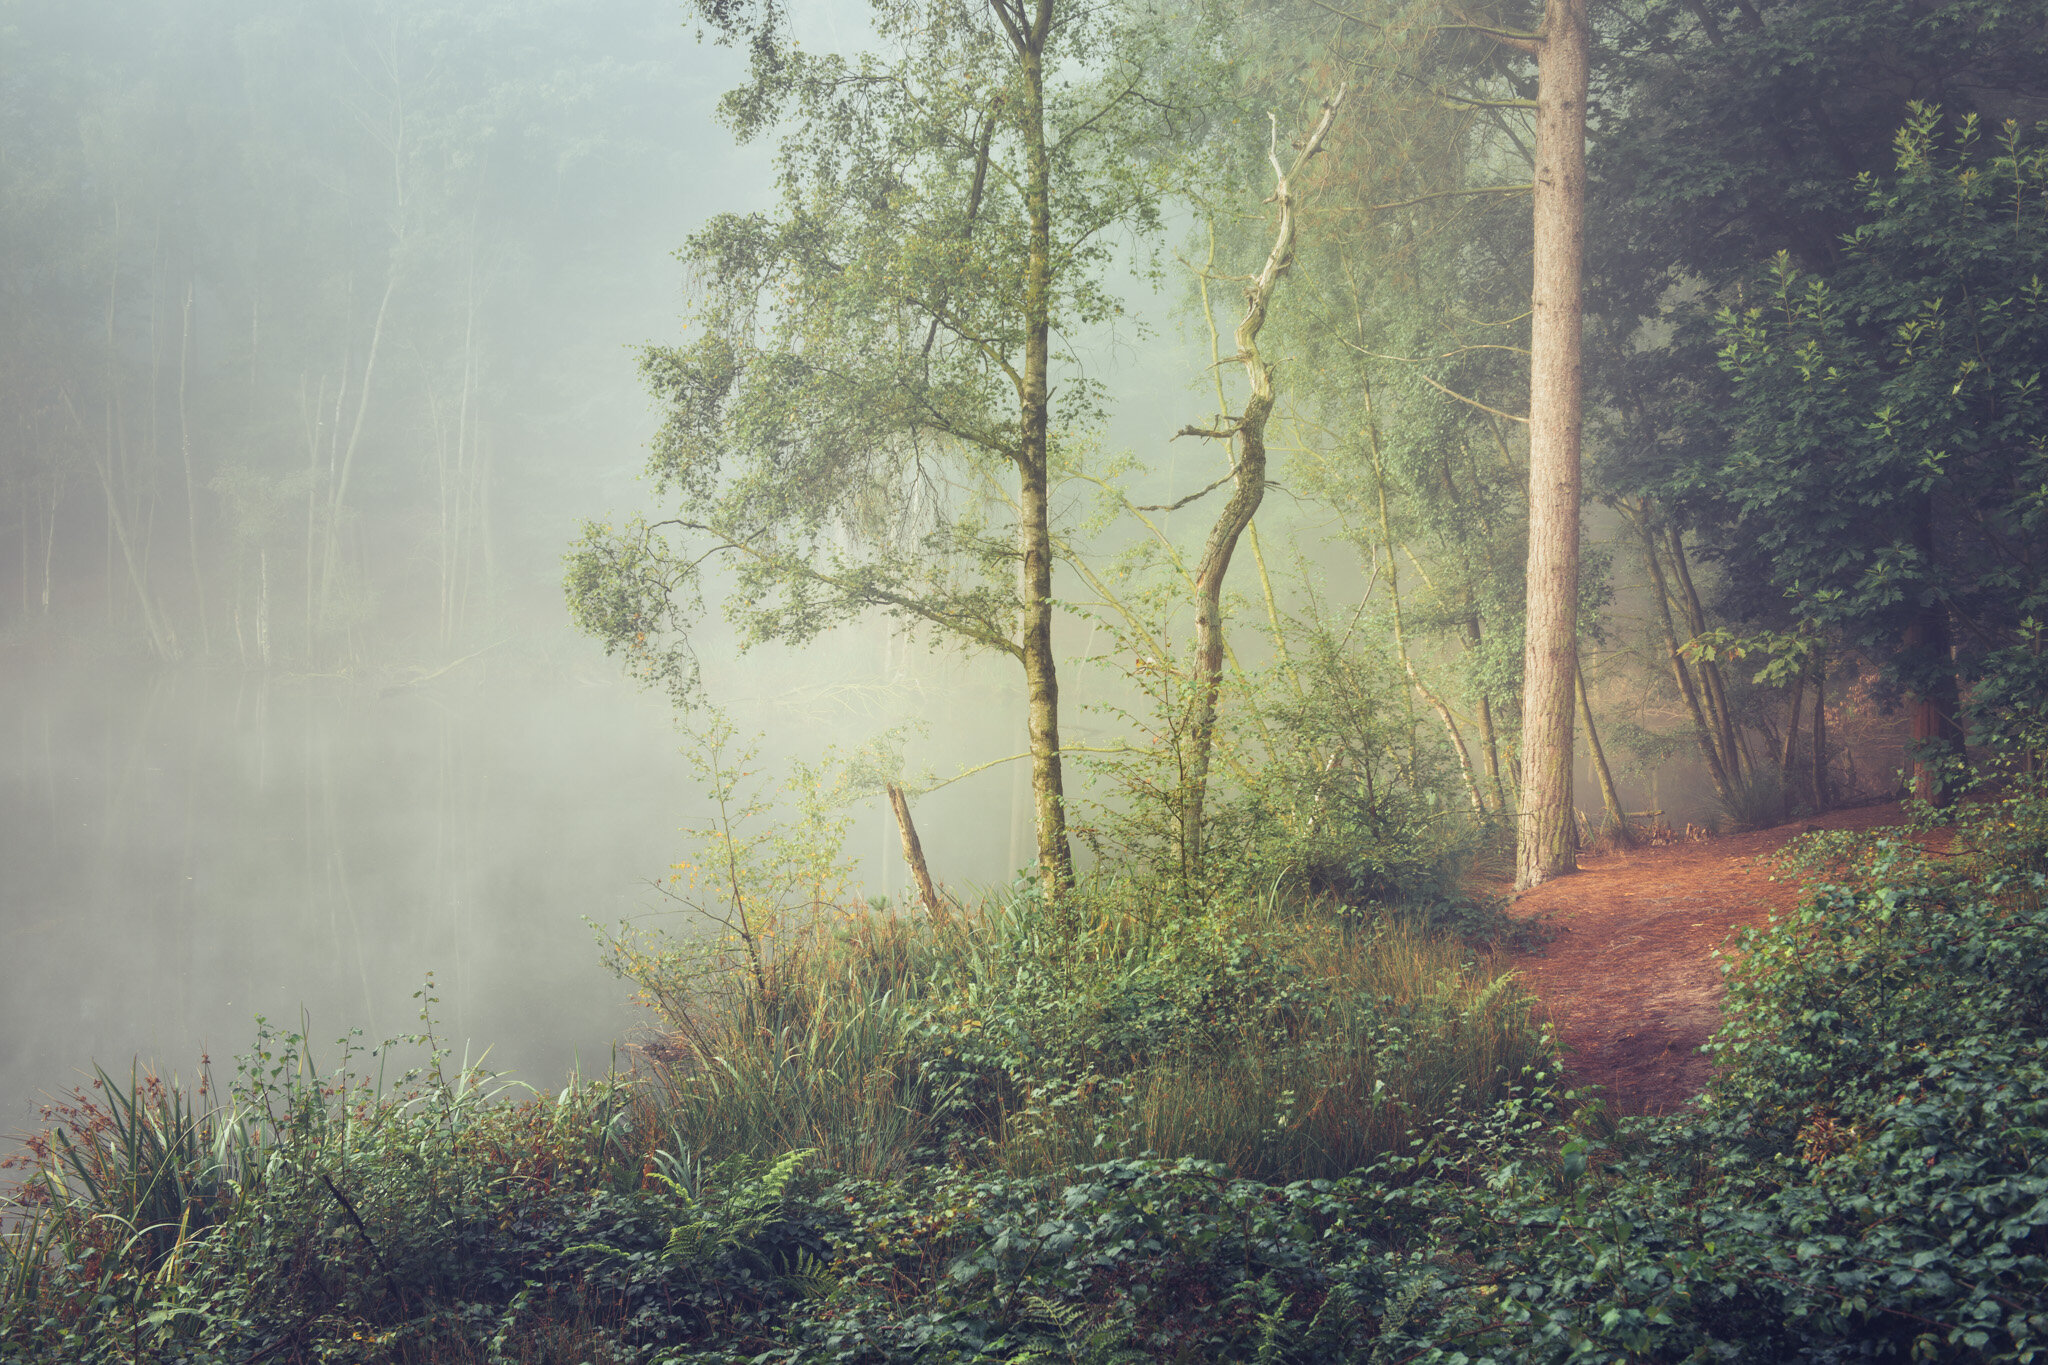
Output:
1373 775 2048 1364
1707 850 2048 1150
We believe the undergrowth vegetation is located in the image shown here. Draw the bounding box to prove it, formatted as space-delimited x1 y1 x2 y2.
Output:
7 774 2048 1362
614 887 1550 1183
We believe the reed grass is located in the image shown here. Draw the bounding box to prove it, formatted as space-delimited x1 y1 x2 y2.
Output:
631 890 1552 1183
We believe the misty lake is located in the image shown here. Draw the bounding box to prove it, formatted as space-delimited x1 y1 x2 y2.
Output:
0 655 695 1133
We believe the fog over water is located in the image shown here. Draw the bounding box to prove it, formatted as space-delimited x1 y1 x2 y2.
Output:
0 632 1078 1133
0 0 1203 1131
0 0 782 1126
0 658 674 1125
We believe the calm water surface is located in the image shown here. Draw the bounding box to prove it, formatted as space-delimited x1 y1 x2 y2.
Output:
1 658 691 1133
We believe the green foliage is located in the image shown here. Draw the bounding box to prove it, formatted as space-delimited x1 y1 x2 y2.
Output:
1068 582 1485 920
1589 5 2048 792
1246 611 1485 905
0 996 840 1363
1592 0 2048 311
1694 111 2048 742
612 869 1551 1187
596 716 878 1014
1 889 1551 1364
631 773 2047 1365
13 780 2048 1361
564 0 1209 702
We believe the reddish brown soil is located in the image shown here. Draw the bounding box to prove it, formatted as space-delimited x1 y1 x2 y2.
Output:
1503 802 1918 1116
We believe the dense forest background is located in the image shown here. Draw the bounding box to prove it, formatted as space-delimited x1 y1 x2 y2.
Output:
560 0 2048 904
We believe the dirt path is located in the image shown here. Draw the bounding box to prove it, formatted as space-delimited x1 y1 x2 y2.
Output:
1504 802 1914 1115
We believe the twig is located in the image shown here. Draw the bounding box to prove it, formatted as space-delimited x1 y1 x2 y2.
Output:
320 1173 407 1308
1134 469 1235 512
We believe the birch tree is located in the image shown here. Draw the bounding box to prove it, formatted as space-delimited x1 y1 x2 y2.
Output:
567 0 1196 898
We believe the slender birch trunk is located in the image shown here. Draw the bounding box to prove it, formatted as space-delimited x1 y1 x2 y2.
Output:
303 374 326 660
1576 659 1635 844
888 784 945 923
1778 666 1806 801
1009 7 1073 899
320 267 397 636
1371 413 1486 819
1664 524 1742 782
39 472 60 615
1633 501 1735 806
90 215 177 662
1464 613 1509 814
1810 653 1830 808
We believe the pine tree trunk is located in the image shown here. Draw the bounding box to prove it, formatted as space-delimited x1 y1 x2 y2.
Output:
1514 0 1589 891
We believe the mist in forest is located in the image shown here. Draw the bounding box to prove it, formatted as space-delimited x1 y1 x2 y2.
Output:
0 0 815 1127
0 0 1194 1128
2 0 1965 1135
10 0 2048 1350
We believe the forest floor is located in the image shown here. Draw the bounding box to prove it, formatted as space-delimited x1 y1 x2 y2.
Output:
1500 800 1924 1116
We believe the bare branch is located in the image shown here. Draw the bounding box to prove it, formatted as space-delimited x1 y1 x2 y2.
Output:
1134 469 1234 512
1353 183 1532 213
1339 339 1531 423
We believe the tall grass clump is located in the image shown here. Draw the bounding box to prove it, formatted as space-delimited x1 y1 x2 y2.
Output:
607 880 1553 1184
0 988 700 1364
1108 924 1545 1182
628 912 962 1177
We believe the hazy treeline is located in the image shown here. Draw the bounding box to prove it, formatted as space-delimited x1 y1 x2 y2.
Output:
0 0 711 667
